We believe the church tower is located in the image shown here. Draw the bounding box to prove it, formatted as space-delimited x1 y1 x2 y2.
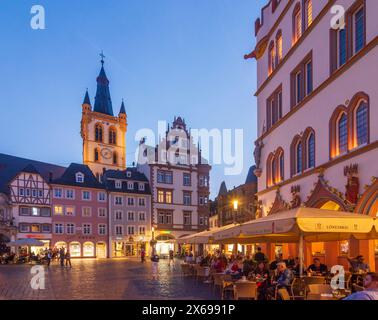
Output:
81 55 127 179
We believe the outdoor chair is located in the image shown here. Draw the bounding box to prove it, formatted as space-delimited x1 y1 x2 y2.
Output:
290 277 306 300
221 280 234 300
181 264 193 277
303 276 325 297
196 267 210 283
353 284 364 292
233 282 257 300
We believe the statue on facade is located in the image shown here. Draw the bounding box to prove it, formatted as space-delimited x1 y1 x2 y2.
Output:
253 140 264 177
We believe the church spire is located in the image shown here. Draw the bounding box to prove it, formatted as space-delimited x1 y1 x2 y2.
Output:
83 89 91 105
93 52 114 116
119 99 126 115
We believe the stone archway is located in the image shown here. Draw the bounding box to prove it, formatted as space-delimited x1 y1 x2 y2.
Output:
355 177 378 216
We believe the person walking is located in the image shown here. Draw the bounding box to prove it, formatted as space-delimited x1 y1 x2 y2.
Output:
59 247 65 267
169 249 174 267
151 253 159 280
46 249 52 267
141 248 146 263
65 249 72 268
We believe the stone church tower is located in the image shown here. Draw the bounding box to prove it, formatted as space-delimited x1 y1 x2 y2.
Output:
81 57 127 180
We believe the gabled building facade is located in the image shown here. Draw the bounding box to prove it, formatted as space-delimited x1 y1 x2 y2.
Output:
104 168 152 257
137 117 211 255
246 0 378 269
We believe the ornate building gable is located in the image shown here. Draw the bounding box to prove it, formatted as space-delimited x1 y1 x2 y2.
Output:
305 171 353 212
267 188 289 215
355 177 378 216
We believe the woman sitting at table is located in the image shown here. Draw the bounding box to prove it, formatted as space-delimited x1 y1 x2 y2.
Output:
214 258 226 273
253 262 270 299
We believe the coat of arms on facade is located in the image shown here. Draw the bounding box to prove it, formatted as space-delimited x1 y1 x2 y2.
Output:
290 185 301 209
344 164 360 205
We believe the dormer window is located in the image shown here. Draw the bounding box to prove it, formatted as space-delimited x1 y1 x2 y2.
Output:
76 172 84 183
115 180 122 189
128 182 134 190
126 171 132 178
138 183 145 191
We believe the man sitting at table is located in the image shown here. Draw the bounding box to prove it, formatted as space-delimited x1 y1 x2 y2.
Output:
307 258 328 275
347 255 370 273
269 254 283 271
344 273 378 300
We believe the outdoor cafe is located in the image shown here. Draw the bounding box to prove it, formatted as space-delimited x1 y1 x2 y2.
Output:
178 207 378 300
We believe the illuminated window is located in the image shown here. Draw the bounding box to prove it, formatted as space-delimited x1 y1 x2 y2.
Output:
166 191 172 204
293 7 302 43
305 0 313 28
278 151 284 182
54 205 63 215
158 190 165 203
276 32 283 63
268 41 275 74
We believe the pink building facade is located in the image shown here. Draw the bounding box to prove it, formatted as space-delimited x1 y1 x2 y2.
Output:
50 164 109 258
247 0 378 270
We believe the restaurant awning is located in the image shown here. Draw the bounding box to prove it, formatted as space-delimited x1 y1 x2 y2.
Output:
7 238 46 247
177 224 239 244
213 207 378 244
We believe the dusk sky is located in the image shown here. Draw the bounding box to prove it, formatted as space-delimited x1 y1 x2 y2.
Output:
0 0 265 198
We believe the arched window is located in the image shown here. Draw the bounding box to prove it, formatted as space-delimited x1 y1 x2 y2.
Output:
268 41 276 74
113 152 118 165
337 113 348 155
355 101 368 146
293 3 302 44
296 141 302 174
304 0 313 29
266 153 275 187
94 148 99 162
276 149 284 183
109 127 117 145
307 133 315 169
95 124 103 142
271 156 277 184
276 31 283 65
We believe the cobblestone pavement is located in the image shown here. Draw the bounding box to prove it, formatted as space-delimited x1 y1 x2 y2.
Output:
0 258 219 300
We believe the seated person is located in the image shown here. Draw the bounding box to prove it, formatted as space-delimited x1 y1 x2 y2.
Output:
348 255 370 273
269 254 283 271
292 257 306 276
344 273 378 300
307 258 328 275
264 262 293 299
242 256 254 277
253 247 267 263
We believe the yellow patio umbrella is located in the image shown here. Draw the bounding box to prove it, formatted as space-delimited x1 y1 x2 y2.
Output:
212 207 377 276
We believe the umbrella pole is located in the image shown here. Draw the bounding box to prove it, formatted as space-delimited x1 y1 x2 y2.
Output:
299 233 304 278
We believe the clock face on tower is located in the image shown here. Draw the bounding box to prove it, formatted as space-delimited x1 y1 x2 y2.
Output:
101 148 112 160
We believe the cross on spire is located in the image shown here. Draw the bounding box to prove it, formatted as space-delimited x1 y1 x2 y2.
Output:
100 51 105 66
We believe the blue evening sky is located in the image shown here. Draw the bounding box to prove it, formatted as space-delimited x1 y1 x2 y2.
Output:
0 0 265 198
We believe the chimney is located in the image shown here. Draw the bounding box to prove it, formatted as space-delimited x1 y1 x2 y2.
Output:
49 172 53 182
